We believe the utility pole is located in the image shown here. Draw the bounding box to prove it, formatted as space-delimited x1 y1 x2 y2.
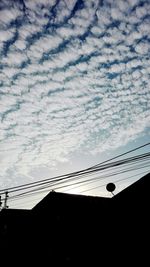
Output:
4 191 9 209
0 195 2 211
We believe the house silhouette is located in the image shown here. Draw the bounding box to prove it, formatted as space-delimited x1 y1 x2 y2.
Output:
0 172 149 264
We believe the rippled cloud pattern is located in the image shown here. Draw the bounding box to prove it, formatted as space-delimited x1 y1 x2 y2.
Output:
0 0 150 187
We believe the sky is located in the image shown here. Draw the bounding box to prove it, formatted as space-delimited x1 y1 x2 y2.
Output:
0 0 150 208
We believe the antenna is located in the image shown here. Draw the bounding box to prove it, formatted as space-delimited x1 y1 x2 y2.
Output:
106 183 116 196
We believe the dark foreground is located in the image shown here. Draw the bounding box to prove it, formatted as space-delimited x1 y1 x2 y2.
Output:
0 173 149 265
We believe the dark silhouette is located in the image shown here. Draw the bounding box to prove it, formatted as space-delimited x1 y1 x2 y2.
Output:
0 173 149 264
106 182 116 195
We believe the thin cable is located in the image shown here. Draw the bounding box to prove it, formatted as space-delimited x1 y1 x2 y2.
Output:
4 154 150 199
6 162 150 202
79 171 149 194
1 151 150 196
0 142 149 194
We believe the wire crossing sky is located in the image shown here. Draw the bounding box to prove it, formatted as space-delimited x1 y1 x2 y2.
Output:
0 0 150 192
0 143 150 209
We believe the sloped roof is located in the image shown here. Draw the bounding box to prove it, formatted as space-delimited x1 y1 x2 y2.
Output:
113 172 150 201
32 172 150 217
32 190 110 211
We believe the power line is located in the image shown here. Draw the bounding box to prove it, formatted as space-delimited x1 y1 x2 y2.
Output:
0 151 149 201
0 142 149 208
1 153 150 201
0 142 150 195
7 168 149 207
5 154 150 202
79 171 149 194
90 142 150 169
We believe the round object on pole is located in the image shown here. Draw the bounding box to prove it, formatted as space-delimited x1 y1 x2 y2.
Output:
106 183 116 193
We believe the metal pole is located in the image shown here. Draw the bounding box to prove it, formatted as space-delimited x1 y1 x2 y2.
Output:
4 191 9 209
0 195 2 211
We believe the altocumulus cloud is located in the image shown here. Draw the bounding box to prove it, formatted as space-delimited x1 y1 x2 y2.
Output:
0 0 150 187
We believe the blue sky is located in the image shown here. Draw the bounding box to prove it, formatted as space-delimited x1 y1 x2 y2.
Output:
0 0 150 206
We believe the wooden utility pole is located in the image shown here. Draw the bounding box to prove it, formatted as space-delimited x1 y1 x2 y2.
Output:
0 195 2 211
4 191 9 209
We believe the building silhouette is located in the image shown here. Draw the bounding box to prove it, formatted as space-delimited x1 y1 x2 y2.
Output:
0 172 149 264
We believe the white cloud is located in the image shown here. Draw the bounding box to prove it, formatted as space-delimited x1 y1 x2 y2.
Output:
1 66 19 78
0 29 15 42
28 34 62 59
22 0 56 25
135 41 150 55
18 24 42 40
91 26 105 36
126 59 142 69
117 44 130 52
0 8 22 26
135 3 150 19
65 0 77 9
126 31 142 45
132 69 142 80
111 7 124 20
86 36 104 49
138 20 150 35
0 0 150 189
127 14 141 24
109 63 126 73
13 40 27 50
2 51 27 66
118 0 130 12
76 62 88 72
57 26 75 39
25 0 56 8
127 0 139 7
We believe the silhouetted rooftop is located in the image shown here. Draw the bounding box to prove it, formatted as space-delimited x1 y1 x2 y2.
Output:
32 189 110 212
113 172 150 204
0 172 149 264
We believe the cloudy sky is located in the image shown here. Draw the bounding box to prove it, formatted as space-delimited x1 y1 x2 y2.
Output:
0 0 150 203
